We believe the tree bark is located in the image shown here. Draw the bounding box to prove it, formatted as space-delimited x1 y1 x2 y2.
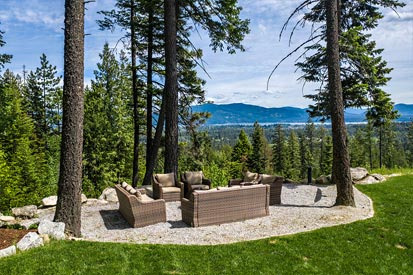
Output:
54 0 84 237
164 0 178 177
146 2 154 173
131 0 140 187
325 0 355 206
142 93 166 185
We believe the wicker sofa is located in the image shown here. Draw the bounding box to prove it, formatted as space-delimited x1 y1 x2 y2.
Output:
181 184 270 227
114 184 166 228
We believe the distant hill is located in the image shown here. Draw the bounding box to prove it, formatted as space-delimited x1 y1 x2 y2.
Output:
192 103 413 125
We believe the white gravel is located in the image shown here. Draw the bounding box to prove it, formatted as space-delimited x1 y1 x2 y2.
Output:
37 184 374 245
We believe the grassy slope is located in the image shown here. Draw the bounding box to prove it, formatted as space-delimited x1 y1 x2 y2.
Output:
0 176 412 275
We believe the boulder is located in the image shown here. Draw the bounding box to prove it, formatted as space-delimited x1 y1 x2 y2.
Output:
99 187 118 202
38 220 66 240
12 205 38 219
0 216 15 222
85 199 108 205
315 175 332 185
350 167 368 181
81 193 88 203
356 173 386 184
41 196 58 207
371 174 386 182
16 232 43 251
0 245 16 258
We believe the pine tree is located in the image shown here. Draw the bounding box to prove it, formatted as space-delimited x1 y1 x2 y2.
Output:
0 25 12 72
285 130 301 180
407 121 413 168
248 121 267 173
0 79 46 209
350 128 368 168
25 54 62 138
231 129 252 172
83 44 134 197
272 125 287 175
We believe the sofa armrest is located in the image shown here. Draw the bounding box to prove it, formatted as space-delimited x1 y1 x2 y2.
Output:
228 178 242 187
178 181 185 198
153 182 163 199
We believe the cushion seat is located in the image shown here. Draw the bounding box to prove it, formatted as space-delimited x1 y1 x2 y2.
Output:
161 186 181 193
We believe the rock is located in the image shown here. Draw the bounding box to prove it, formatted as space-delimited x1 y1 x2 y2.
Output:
16 232 43 251
99 187 118 202
42 196 58 207
39 234 50 244
350 167 368 181
371 174 385 182
0 216 15 222
20 220 40 230
38 220 66 240
316 175 332 185
356 173 385 184
12 205 38 219
0 245 16 258
81 193 88 203
85 199 108 205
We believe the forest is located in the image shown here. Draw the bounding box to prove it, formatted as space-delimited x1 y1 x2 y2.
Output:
0 0 410 215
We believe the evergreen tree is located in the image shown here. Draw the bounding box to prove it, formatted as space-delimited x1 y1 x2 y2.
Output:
83 44 134 197
0 79 46 209
285 130 301 180
0 25 12 72
231 129 252 172
407 121 413 168
350 128 368 167
248 121 267 173
320 135 333 176
272 125 287 175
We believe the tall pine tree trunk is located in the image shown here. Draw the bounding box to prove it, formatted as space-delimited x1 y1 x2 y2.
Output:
131 0 140 187
54 0 84 237
164 0 178 177
146 2 154 173
325 0 355 206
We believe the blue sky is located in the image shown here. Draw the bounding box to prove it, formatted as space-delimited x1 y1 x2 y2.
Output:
0 0 412 107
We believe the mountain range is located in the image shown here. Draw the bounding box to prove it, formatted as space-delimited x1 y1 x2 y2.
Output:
192 103 413 125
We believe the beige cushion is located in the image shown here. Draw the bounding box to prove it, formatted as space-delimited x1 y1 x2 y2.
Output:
129 188 137 195
155 173 175 187
243 171 259 182
121 182 128 188
125 185 133 191
135 190 142 200
184 171 203 185
261 174 276 184
162 186 181 193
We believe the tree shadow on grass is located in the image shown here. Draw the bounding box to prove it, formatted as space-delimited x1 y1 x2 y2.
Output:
99 210 130 230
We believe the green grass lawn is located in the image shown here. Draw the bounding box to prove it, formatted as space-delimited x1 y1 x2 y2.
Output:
1 176 412 275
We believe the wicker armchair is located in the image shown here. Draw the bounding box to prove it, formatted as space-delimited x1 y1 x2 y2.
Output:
180 171 211 199
152 172 183 202
114 184 166 228
260 174 284 205
228 171 262 187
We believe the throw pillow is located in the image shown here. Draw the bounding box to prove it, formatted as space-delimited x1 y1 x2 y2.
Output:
185 171 203 185
121 182 128 188
243 171 258 183
155 172 175 187
129 188 137 195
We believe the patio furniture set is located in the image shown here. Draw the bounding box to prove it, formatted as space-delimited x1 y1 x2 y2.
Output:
115 171 284 228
